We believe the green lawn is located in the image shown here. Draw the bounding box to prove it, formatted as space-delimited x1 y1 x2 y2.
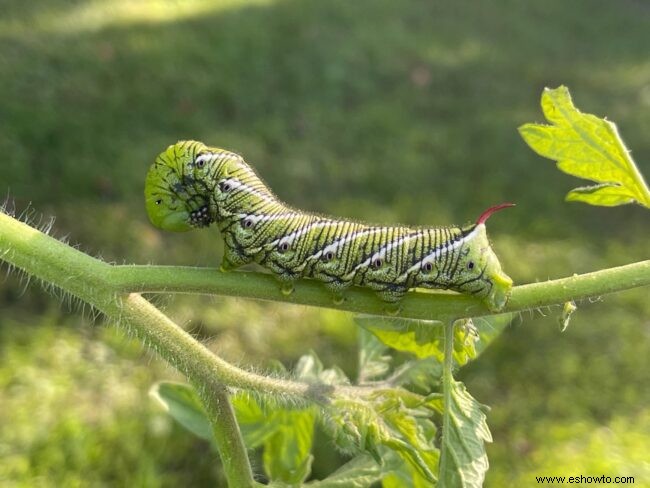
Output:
1 0 648 485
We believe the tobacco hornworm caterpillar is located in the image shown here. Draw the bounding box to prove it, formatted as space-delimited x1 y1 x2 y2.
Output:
145 141 514 311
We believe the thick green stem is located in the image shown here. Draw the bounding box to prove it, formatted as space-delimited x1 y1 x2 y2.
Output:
439 319 455 484
108 260 650 320
118 293 256 487
0 209 110 305
197 381 256 488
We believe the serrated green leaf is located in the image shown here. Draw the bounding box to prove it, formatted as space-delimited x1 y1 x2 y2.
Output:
379 312 503 451
357 316 506 367
263 408 316 485
519 85 650 208
356 316 445 360
150 382 213 442
357 326 391 383
440 381 492 488
306 455 385 487
566 183 636 206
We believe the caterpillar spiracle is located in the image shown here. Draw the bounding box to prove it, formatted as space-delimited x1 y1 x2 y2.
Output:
145 141 514 312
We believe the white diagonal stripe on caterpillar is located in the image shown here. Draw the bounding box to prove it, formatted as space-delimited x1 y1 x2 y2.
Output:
402 224 482 277
306 227 383 262
353 232 416 271
268 220 330 248
222 178 276 204
197 151 243 164
238 212 299 225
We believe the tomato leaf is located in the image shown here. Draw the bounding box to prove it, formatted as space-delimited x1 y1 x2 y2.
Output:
439 381 492 488
324 389 441 484
356 315 512 367
519 86 650 208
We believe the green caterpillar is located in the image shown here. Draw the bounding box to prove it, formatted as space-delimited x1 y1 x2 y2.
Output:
145 141 514 312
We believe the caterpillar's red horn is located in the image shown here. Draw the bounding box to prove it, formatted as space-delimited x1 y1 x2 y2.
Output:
476 203 515 225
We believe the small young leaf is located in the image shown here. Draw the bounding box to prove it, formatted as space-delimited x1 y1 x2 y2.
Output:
324 389 441 485
519 86 650 208
452 319 480 366
293 351 351 386
149 381 213 442
439 381 492 488
236 353 347 485
356 316 446 360
150 381 318 485
558 300 577 332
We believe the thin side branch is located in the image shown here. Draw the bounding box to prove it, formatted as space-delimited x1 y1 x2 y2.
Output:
119 293 258 487
439 319 455 480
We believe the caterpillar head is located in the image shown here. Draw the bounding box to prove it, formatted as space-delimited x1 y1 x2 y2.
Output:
458 203 514 312
415 203 514 312
144 140 240 231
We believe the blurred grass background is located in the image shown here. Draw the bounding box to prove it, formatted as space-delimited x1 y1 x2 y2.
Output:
0 0 648 485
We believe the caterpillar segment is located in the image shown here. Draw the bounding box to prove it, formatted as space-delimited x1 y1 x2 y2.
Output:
145 141 514 312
